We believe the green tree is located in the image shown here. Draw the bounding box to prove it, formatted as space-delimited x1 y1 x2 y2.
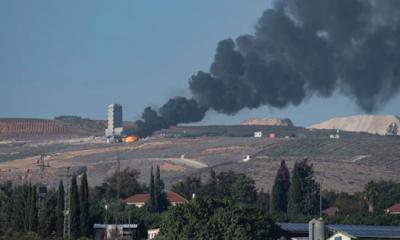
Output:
55 180 65 237
8 185 27 233
200 170 257 205
70 176 81 239
24 184 32 232
148 166 168 213
288 159 320 216
288 162 302 216
38 190 56 237
366 180 400 213
171 176 201 200
0 182 13 235
28 185 38 232
158 198 283 240
80 173 90 237
155 166 168 212
102 167 143 200
148 166 156 212
270 160 290 213
256 189 270 213
363 181 379 213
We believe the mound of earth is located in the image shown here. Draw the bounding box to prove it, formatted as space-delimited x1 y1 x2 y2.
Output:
309 115 400 135
241 118 293 126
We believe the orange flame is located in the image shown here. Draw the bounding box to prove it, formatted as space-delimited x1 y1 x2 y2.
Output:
125 135 138 143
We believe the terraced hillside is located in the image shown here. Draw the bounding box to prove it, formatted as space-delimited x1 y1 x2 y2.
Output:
0 118 72 136
0 116 134 138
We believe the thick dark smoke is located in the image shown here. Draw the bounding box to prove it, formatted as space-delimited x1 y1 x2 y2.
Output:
135 0 400 137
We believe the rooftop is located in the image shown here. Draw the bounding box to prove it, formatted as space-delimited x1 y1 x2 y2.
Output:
386 203 400 213
277 222 400 239
124 191 187 205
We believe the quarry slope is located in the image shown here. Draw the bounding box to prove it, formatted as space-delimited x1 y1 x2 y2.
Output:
309 115 400 135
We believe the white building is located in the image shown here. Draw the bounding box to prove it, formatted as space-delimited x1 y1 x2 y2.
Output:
254 131 263 138
148 228 160 239
93 224 137 240
105 103 124 138
327 231 356 240
242 155 251 162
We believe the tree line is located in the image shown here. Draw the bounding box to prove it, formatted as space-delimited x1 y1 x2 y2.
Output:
1 160 400 239
0 173 90 240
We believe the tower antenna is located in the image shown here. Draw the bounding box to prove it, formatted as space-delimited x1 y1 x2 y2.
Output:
59 166 73 239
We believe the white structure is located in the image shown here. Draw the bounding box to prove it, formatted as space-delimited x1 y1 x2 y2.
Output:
309 218 327 240
327 231 356 240
105 103 124 137
254 131 263 138
242 155 251 162
148 228 160 239
329 129 340 139
93 224 137 240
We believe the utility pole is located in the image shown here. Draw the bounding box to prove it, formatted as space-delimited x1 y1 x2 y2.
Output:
59 167 73 239
116 152 121 202
319 182 322 219
36 154 50 217
115 152 121 225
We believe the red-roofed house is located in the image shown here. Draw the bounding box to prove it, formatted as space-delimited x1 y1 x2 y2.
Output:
124 191 187 208
323 206 339 217
385 203 400 214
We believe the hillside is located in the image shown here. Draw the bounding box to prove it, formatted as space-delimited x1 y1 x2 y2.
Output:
241 118 293 126
0 117 135 138
0 125 399 193
309 115 400 135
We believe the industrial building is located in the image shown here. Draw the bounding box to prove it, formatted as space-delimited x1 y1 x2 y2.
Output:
105 103 124 138
105 103 136 142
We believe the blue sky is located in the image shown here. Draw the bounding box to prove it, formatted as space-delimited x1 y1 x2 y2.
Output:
1 1 399 126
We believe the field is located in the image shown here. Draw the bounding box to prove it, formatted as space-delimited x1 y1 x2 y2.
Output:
0 124 399 193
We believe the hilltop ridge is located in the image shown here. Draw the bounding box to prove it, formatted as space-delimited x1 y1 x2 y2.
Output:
309 115 400 135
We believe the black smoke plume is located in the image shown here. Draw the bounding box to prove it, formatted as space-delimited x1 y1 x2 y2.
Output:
135 0 400 137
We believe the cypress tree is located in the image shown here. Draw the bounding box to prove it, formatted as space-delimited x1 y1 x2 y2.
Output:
38 191 56 237
154 166 160 212
155 165 168 212
287 162 302 216
1 181 13 233
80 173 90 237
24 184 32 232
30 185 38 232
287 159 320 216
70 176 81 239
149 166 156 212
56 180 65 237
9 185 27 233
270 160 290 213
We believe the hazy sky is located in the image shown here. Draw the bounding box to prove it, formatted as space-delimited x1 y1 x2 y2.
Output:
1 1 399 126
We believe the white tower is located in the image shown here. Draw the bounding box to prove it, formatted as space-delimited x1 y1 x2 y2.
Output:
105 103 124 137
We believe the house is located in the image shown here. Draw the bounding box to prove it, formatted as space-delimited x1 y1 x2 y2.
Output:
254 131 263 137
93 224 138 240
125 191 188 208
385 203 400 214
148 228 160 239
323 207 339 217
